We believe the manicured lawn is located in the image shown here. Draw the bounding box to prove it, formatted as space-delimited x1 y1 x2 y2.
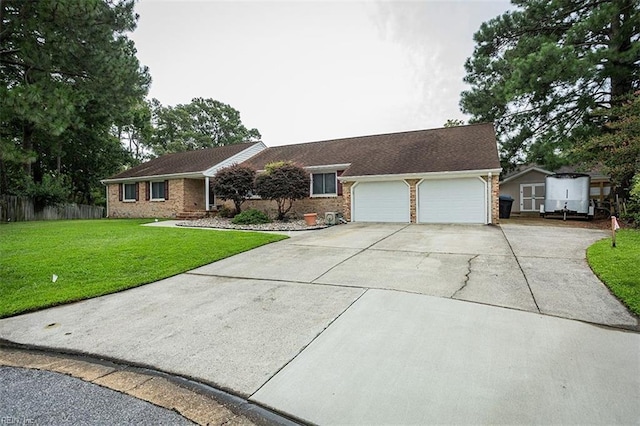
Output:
0 219 287 318
587 229 640 316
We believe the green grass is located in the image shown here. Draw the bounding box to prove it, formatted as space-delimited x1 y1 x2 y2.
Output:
587 229 640 316
0 219 287 318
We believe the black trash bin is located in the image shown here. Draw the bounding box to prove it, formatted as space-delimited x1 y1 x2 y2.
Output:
499 195 514 219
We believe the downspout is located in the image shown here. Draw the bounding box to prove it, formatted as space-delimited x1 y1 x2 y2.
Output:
105 184 109 218
350 181 358 222
415 179 424 223
205 176 210 211
487 172 492 224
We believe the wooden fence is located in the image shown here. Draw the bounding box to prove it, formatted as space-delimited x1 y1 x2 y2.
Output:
0 196 105 222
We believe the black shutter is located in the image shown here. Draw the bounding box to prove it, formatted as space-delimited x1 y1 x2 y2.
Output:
118 183 123 201
164 180 169 200
145 181 150 201
135 182 139 201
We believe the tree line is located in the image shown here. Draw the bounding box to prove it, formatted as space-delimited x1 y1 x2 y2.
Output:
1 0 258 208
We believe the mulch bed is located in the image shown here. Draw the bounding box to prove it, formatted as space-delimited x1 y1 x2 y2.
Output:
176 216 329 231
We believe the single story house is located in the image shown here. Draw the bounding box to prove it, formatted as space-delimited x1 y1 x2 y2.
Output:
101 142 266 219
500 164 612 214
103 123 502 224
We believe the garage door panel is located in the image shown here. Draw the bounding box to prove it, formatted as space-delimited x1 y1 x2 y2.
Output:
353 181 409 223
418 178 486 224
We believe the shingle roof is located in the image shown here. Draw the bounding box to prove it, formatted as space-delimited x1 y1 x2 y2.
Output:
243 123 500 177
108 142 261 179
501 164 610 182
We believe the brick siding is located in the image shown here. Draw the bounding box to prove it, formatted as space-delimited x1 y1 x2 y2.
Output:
341 182 353 221
107 178 205 218
491 174 500 224
405 179 420 223
235 196 344 219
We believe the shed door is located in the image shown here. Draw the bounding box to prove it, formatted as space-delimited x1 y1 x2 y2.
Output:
520 183 545 212
418 178 486 224
352 181 410 223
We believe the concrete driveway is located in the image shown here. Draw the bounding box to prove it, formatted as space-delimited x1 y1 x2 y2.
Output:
0 223 638 424
191 222 636 327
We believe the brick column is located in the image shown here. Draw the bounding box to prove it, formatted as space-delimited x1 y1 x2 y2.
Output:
342 182 353 221
491 174 500 224
405 179 420 224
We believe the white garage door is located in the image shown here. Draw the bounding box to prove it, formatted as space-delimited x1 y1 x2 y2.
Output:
418 178 486 224
352 181 410 222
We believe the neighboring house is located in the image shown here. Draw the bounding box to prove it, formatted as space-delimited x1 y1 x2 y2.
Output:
101 142 266 219
500 164 612 214
102 123 502 224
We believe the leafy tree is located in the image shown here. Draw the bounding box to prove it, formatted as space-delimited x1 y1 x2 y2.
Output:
444 119 465 127
149 98 261 155
255 162 310 220
25 173 71 209
574 93 640 195
0 0 150 203
626 174 640 225
116 100 154 163
211 164 256 214
460 0 640 171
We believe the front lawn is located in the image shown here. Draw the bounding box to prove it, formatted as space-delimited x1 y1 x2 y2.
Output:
0 219 287 318
587 229 640 316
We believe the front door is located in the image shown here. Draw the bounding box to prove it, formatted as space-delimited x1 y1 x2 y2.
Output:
520 184 545 212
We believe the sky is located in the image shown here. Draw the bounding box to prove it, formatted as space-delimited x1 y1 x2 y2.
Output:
130 0 513 146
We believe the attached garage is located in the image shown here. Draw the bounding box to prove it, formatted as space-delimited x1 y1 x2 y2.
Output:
352 181 410 223
418 177 487 224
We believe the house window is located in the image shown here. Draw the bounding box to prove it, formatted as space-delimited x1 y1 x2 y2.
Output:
151 181 166 200
123 183 137 202
312 173 337 196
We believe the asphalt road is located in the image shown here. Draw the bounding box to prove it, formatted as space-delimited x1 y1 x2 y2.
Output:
0 366 193 425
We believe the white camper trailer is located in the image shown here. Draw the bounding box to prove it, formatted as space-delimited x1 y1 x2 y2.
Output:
543 173 594 220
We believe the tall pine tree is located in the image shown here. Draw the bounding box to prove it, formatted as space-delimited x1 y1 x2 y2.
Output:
461 0 639 171
0 0 150 203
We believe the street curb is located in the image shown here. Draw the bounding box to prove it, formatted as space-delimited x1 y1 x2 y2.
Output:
0 345 301 426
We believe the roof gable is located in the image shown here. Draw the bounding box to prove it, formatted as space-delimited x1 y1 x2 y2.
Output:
501 164 611 183
501 165 554 183
106 142 263 181
244 123 500 177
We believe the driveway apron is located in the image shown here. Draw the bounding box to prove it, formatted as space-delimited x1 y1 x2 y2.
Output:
501 224 637 328
252 290 640 425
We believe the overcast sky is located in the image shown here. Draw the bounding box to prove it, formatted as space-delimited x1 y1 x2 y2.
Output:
130 0 512 146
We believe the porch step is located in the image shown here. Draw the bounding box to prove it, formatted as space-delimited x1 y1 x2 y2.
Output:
176 211 211 220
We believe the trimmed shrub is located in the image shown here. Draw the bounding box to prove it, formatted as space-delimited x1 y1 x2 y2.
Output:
231 209 271 225
217 205 236 218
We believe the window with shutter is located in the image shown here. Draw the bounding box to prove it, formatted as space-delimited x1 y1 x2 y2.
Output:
151 181 166 200
123 183 137 202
